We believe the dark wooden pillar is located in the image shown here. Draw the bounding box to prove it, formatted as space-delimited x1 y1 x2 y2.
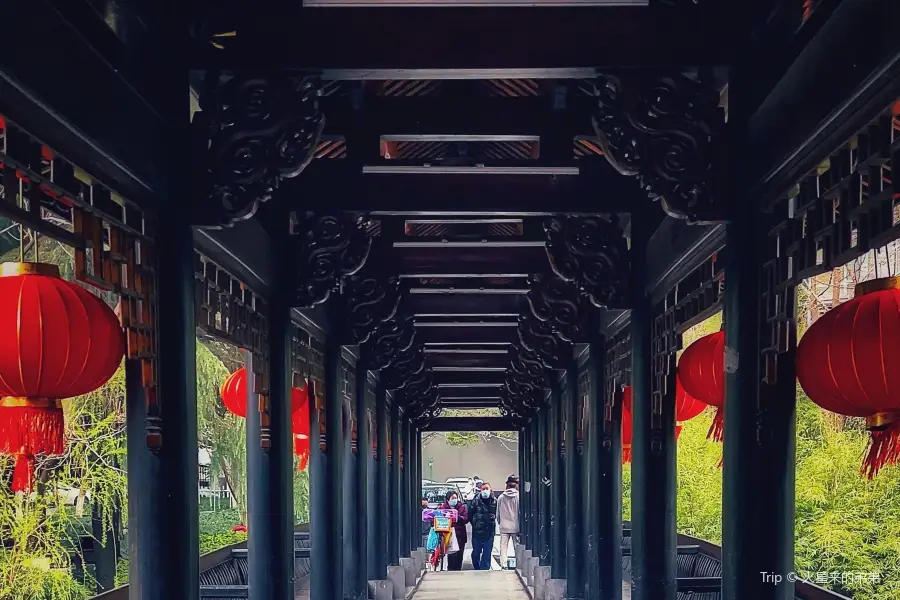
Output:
245 350 268 600
631 212 677 600
373 382 389 577
311 333 344 600
389 400 401 564
398 417 410 556
251 226 295 600
342 363 356 597
722 58 796 600
353 361 370 599
519 424 529 549
586 340 621 600
125 215 198 599
410 425 421 552
538 407 551 566
565 361 585 598
549 379 566 579
528 418 539 553
416 428 424 549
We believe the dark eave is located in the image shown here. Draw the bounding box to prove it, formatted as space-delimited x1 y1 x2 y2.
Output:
423 416 518 432
193 5 732 71
289 161 643 214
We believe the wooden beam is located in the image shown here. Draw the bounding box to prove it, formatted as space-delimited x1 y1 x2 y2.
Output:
433 370 507 386
395 246 550 277
408 294 524 316
434 386 506 399
440 399 500 408
322 95 591 138
289 161 640 213
194 5 731 70
423 416 519 432
745 0 900 205
0 0 166 209
425 353 508 369
416 325 518 344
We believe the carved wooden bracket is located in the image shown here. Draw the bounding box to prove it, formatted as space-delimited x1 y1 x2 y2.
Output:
362 314 416 370
518 314 571 370
590 72 726 223
343 275 402 344
397 368 435 406
544 216 630 309
292 213 372 308
527 275 596 343
192 72 325 228
381 343 426 391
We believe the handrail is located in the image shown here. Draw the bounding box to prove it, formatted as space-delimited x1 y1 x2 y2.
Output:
622 521 852 600
91 524 311 600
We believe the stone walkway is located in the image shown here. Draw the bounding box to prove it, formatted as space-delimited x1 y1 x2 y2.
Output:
412 571 529 600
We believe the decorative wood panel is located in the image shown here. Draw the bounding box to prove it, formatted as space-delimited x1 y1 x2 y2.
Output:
0 114 162 447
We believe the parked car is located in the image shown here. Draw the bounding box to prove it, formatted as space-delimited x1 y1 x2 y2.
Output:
422 483 461 509
445 477 474 499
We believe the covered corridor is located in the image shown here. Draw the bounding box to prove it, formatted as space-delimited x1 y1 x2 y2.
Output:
0 2 896 600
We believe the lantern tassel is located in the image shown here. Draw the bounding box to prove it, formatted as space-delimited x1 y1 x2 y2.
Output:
706 408 724 442
11 454 35 493
622 446 631 465
298 451 309 472
862 421 900 479
0 403 64 492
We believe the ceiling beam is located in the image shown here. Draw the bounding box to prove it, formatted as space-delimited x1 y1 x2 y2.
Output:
408 294 525 316
434 370 507 386
0 0 166 209
195 6 731 70
434 386 506 399
423 416 519 432
416 325 518 344
426 353 509 369
286 161 643 213
440 399 500 408
322 95 592 138
394 246 550 277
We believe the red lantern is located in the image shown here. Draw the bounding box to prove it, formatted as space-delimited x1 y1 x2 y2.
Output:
797 277 900 478
622 387 633 464
678 330 725 441
220 367 248 418
294 434 310 471
220 369 309 422
621 377 702 463
292 385 310 471
0 263 124 491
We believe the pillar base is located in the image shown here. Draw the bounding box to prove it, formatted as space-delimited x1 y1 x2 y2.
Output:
525 556 539 587
534 565 551 600
518 549 533 582
399 557 417 587
411 549 426 574
386 565 407 600
368 579 393 600
546 578 567 600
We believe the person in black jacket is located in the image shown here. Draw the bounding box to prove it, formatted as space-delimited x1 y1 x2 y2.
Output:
468 483 498 570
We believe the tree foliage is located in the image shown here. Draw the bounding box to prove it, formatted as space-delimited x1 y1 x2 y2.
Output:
429 409 519 449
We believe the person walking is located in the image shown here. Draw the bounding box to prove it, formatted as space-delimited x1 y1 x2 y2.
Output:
437 489 469 571
469 482 498 570
496 475 520 569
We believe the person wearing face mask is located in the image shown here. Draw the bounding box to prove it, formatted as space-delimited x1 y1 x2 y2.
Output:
438 489 469 571
496 475 520 569
468 483 498 570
